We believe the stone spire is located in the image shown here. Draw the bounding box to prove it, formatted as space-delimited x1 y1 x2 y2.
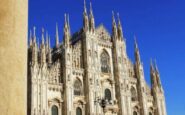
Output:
55 23 59 48
37 37 40 49
49 35 51 49
134 37 141 64
32 26 38 65
67 14 71 36
150 59 158 88
83 0 89 32
84 0 87 14
154 60 162 88
112 11 118 39
117 13 124 41
64 14 70 47
45 31 49 53
29 30 33 47
154 60 160 74
89 2 95 32
33 26 36 44
48 36 52 64
40 28 46 65
41 28 45 45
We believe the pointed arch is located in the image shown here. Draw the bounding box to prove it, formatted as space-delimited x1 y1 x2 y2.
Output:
131 86 137 101
74 78 83 96
76 107 82 115
51 105 58 115
100 49 110 73
105 88 112 101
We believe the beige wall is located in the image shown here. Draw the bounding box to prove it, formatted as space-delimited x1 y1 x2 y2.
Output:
0 0 28 115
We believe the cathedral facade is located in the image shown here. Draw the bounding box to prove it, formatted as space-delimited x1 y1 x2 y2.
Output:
27 1 167 115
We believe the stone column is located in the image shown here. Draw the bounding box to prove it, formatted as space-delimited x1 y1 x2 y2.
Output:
0 0 28 115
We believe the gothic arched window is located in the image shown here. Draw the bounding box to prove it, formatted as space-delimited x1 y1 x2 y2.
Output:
133 111 137 115
74 79 82 96
131 87 137 101
51 105 58 115
100 50 110 73
76 107 82 115
105 88 111 101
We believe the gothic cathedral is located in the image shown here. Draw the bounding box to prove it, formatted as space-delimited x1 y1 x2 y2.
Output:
27 1 167 115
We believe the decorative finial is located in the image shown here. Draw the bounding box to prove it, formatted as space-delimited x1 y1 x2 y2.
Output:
150 58 154 72
48 35 52 64
117 12 124 40
89 2 95 32
134 35 138 49
67 14 71 36
46 31 49 47
112 11 115 19
134 35 141 64
112 11 116 24
83 1 89 32
67 14 70 28
49 35 51 48
89 2 94 18
154 59 159 73
84 0 87 13
30 29 32 39
56 22 59 48
56 22 59 34
37 37 40 48
33 26 36 43
29 30 33 46
46 31 48 41
64 13 67 25
33 26 36 37
90 2 93 13
117 13 121 24
41 28 45 44
112 11 119 39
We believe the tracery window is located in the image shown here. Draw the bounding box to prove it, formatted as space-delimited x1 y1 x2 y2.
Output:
131 87 137 101
105 88 111 101
101 50 110 73
74 79 82 96
51 105 58 115
76 107 82 115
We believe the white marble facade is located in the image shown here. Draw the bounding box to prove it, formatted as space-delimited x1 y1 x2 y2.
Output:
27 1 167 115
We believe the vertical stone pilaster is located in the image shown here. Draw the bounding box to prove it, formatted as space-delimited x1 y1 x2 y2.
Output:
0 0 28 115
112 83 116 100
127 96 132 115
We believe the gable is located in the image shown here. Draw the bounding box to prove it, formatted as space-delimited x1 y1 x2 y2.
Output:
96 24 111 41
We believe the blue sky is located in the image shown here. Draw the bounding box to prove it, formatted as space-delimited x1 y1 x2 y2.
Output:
29 0 185 114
